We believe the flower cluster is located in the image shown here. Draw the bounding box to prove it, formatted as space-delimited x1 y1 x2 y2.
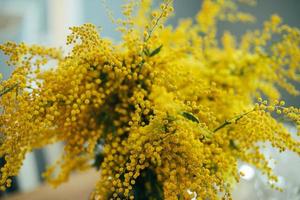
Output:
0 0 300 199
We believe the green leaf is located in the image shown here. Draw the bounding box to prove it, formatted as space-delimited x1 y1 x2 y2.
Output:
229 139 238 150
99 72 108 84
133 168 164 200
149 45 163 57
93 153 104 170
177 194 184 200
181 112 199 123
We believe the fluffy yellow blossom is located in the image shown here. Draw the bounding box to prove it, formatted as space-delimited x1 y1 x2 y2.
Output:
0 0 300 200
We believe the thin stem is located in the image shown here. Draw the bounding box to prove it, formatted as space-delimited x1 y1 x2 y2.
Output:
213 120 231 133
213 109 254 133
0 83 19 97
143 0 172 43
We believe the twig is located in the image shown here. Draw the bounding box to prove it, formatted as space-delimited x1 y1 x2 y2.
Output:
0 83 19 97
143 0 172 43
213 109 254 133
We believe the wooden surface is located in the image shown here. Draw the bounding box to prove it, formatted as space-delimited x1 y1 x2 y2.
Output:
4 170 99 200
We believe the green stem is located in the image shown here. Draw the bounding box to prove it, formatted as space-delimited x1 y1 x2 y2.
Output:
0 83 18 97
213 109 254 133
213 120 231 132
143 0 172 43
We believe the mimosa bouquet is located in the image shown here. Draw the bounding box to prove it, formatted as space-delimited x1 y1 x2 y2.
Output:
0 0 300 199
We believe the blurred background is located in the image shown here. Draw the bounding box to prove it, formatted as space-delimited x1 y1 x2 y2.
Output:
0 0 300 199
